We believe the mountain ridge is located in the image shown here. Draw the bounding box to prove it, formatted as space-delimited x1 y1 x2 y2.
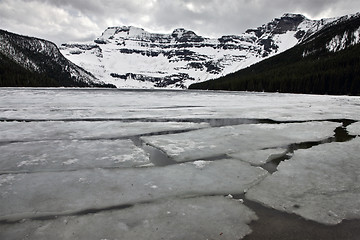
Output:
0 29 115 88
189 12 360 95
61 13 333 89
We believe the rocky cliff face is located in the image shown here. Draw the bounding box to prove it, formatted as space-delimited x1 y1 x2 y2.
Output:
0 29 113 87
60 14 334 89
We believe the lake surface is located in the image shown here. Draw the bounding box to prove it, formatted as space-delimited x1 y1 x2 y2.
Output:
0 88 359 239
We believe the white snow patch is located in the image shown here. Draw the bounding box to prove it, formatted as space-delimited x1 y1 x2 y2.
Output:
17 154 49 167
0 175 16 187
327 31 348 52
63 159 79 165
0 140 150 173
326 26 360 52
273 31 298 53
191 160 211 169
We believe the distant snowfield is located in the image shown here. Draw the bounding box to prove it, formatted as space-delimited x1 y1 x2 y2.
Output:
0 88 359 239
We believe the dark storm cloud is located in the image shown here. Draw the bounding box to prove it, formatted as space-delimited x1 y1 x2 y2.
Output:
0 0 359 45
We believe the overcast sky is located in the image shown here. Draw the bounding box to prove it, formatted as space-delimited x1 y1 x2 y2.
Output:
0 0 359 45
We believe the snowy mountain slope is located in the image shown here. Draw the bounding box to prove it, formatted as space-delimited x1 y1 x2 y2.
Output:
0 29 114 87
60 14 336 89
189 12 360 95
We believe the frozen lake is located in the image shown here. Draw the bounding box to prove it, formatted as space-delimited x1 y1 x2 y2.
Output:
0 88 360 240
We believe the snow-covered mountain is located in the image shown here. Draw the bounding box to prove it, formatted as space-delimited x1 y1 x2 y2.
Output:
0 29 114 87
189 13 360 95
324 14 360 52
60 14 336 89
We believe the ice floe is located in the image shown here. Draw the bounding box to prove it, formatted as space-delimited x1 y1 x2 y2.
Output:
228 148 288 166
0 159 267 220
0 140 150 173
142 122 340 162
246 137 360 225
347 121 360 136
0 121 209 143
0 196 257 240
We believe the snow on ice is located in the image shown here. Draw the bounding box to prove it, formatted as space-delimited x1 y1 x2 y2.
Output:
0 139 150 173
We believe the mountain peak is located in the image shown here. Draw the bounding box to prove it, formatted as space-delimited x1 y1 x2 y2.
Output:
172 28 196 35
114 26 145 32
245 13 311 39
171 28 204 42
281 13 307 20
95 26 148 43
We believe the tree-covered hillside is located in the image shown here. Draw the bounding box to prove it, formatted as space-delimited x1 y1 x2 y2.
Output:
189 14 360 95
0 30 116 88
0 52 83 87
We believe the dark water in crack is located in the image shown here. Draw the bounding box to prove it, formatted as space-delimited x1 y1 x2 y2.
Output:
130 136 177 166
141 144 177 166
242 199 360 240
124 118 359 173
129 118 358 169
261 119 357 174
261 154 292 173
220 194 360 240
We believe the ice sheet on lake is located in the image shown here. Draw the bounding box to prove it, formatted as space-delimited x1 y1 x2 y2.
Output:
347 121 360 135
1 89 360 122
0 121 209 142
0 159 267 220
228 148 288 166
246 137 360 225
0 196 257 240
142 122 340 162
0 140 150 173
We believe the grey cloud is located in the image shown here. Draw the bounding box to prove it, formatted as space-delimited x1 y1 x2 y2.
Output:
1 0 359 45
22 0 105 14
